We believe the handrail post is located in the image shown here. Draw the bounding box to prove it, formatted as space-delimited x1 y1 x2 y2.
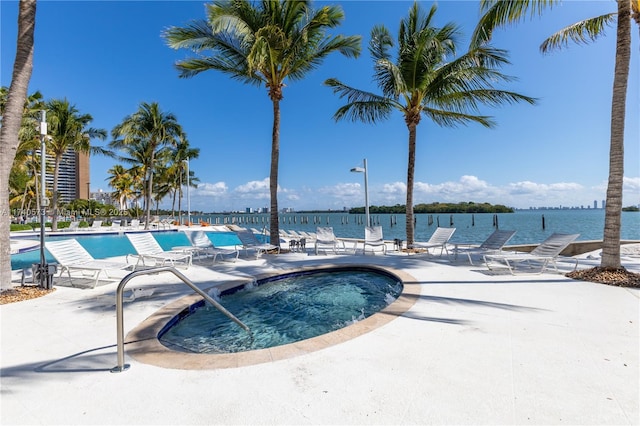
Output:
111 266 251 373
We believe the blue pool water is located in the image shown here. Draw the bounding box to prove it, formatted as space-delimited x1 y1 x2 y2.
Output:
159 269 402 353
10 231 247 271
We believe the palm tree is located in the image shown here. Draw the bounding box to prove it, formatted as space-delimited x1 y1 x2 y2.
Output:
0 0 36 290
163 0 361 246
325 2 535 247
110 102 184 229
170 137 199 222
45 98 107 231
106 164 135 210
7 90 44 212
472 0 636 270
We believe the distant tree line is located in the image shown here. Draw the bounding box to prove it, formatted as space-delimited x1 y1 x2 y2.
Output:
348 202 514 214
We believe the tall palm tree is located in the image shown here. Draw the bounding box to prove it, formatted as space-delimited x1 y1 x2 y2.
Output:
45 98 107 231
163 0 361 246
170 137 199 221
110 102 184 229
472 0 636 270
325 2 535 247
0 0 36 290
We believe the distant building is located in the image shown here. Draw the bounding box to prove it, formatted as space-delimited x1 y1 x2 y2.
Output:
594 200 598 209
602 199 606 209
40 148 90 204
90 189 113 205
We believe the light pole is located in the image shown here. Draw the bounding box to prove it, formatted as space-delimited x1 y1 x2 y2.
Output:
350 158 369 227
38 110 52 289
183 159 190 226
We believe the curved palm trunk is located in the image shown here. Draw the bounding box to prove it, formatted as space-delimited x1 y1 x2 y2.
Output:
601 0 630 269
269 98 280 247
406 123 417 247
0 0 36 290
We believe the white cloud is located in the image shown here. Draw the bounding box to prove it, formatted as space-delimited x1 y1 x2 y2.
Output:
234 178 270 198
165 175 640 212
194 182 228 197
624 176 640 191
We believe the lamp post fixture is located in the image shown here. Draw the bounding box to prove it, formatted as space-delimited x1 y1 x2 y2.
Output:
38 110 53 289
350 158 369 227
183 159 190 227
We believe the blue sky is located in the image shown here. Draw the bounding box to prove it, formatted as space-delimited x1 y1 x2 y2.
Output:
2 0 638 212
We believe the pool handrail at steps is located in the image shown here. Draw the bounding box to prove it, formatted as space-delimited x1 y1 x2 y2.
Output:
111 266 251 373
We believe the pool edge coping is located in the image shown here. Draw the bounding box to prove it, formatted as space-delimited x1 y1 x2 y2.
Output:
124 263 420 370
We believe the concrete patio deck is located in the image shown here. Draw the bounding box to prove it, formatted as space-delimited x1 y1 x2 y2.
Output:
1 246 638 425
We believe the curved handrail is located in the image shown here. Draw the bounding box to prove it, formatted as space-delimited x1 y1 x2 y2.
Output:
111 266 251 373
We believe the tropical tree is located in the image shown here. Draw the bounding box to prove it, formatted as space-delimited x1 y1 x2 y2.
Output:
5 89 44 213
45 98 108 231
110 102 185 229
472 0 636 270
152 159 173 215
106 164 135 210
325 2 535 247
0 0 37 290
169 137 199 222
163 0 361 246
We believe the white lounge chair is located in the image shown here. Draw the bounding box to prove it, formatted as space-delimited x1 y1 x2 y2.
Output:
126 219 140 230
411 227 456 256
45 239 133 288
453 229 516 265
176 231 239 263
88 220 103 231
483 233 580 274
234 229 280 258
363 226 387 255
314 227 345 255
63 221 80 232
125 232 192 269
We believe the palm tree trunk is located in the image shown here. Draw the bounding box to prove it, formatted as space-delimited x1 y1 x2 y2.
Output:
269 98 281 247
601 0 630 269
0 0 36 290
406 123 417 247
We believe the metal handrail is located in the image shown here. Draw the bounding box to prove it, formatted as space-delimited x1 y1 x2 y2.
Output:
111 266 251 373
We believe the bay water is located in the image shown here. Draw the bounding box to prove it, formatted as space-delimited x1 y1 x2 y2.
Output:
194 209 640 246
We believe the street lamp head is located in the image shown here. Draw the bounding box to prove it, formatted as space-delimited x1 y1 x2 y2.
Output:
350 167 365 173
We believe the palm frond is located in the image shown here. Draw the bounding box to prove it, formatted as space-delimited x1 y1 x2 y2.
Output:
423 106 495 128
369 25 393 63
541 13 617 53
373 58 406 99
324 78 395 123
471 0 561 48
163 20 217 51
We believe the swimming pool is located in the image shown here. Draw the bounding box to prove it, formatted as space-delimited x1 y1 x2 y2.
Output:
159 268 403 353
10 230 249 271
125 265 420 369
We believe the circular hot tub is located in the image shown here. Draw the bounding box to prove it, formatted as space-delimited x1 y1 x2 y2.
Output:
125 264 419 369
